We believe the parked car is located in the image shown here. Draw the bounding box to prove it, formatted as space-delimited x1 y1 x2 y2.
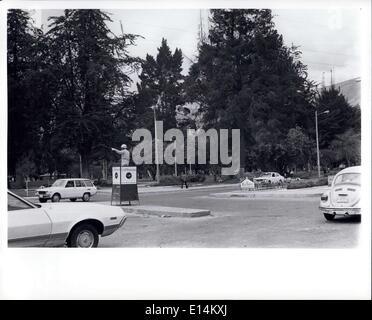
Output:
319 166 361 221
36 178 97 203
253 172 285 185
8 191 126 247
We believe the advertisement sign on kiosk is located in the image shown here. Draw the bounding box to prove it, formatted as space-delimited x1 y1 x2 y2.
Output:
111 166 139 205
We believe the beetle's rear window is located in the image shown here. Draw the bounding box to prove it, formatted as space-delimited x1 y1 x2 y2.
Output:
334 173 360 186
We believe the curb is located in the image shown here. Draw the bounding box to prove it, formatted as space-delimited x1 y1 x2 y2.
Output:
210 192 324 199
97 183 239 194
121 205 211 218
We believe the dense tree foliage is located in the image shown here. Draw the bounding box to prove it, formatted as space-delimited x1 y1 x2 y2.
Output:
7 9 361 182
185 9 316 172
316 85 359 148
46 9 140 177
136 38 184 131
184 9 360 173
8 9 38 177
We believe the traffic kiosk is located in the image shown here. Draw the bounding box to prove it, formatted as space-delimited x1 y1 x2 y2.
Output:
111 166 139 206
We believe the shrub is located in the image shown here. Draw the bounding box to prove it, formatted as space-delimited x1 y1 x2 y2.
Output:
287 177 328 189
188 174 206 183
157 174 207 186
218 175 240 183
158 175 182 186
292 171 312 179
93 179 112 187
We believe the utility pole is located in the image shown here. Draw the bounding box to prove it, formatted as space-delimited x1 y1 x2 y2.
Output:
153 98 160 184
79 154 83 178
315 110 321 178
174 139 177 176
315 109 330 178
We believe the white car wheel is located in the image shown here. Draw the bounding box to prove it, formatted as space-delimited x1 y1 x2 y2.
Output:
82 193 90 202
324 213 335 221
77 230 95 248
51 193 61 202
68 224 99 248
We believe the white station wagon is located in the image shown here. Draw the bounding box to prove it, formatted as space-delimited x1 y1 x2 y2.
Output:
36 178 97 203
8 191 126 248
319 166 361 221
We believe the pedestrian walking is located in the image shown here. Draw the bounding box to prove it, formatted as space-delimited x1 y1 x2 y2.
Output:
180 172 188 189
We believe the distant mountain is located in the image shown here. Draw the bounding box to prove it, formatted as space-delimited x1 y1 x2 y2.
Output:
326 77 361 107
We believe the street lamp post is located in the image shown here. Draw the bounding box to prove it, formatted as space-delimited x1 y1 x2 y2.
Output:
174 139 177 176
315 109 330 178
153 97 161 184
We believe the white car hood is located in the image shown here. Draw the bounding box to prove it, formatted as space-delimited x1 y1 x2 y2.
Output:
39 202 125 222
37 187 58 192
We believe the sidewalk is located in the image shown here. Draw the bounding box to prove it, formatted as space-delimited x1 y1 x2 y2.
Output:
210 185 329 199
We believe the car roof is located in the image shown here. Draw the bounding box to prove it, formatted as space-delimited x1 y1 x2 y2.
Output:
336 166 361 175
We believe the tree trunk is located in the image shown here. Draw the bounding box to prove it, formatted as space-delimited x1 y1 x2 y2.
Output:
80 153 90 178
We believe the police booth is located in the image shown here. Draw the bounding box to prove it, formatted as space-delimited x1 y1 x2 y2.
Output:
111 166 139 205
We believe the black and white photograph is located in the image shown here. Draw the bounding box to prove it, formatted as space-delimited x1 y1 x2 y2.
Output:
1 0 371 301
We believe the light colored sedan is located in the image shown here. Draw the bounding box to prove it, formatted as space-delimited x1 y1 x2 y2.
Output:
8 191 126 247
253 172 285 185
36 178 97 203
319 166 361 221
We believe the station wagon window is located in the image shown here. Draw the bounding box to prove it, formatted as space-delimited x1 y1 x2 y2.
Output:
84 180 93 187
65 180 74 188
52 179 65 187
75 180 83 187
8 193 33 211
334 173 360 186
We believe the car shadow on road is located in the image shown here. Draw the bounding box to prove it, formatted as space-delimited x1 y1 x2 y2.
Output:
328 216 361 223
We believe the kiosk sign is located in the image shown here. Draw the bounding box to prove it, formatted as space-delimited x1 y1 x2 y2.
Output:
111 166 139 205
112 167 121 185
121 167 137 184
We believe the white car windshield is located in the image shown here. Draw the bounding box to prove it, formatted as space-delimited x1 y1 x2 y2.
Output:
52 179 65 187
334 173 360 186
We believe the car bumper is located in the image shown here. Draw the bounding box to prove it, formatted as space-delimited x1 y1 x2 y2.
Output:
37 194 51 199
101 216 127 237
319 206 361 216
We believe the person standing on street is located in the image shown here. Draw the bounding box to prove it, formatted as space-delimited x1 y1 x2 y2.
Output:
180 172 189 189
111 144 130 166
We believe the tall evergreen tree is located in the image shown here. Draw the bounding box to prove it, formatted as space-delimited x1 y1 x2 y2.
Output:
316 85 358 149
46 9 140 177
186 9 315 171
136 38 184 131
7 9 37 177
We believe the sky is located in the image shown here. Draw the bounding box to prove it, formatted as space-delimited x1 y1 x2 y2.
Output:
33 8 362 89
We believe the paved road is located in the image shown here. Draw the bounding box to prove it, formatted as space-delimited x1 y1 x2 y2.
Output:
92 186 360 248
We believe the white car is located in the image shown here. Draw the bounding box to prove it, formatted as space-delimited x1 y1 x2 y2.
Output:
319 166 361 221
253 172 285 185
36 178 97 203
8 191 126 247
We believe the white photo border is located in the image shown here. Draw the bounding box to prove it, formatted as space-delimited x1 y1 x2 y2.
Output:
0 0 370 300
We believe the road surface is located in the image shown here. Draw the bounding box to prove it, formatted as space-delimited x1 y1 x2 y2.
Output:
91 186 360 248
